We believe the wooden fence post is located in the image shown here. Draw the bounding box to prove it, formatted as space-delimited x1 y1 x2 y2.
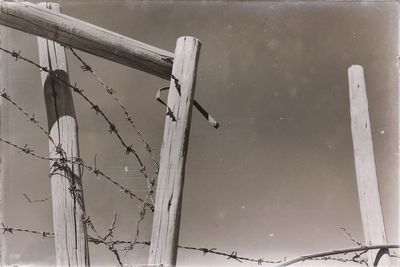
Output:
148 36 201 266
0 25 3 267
398 8 400 252
0 4 8 263
348 65 391 266
37 3 90 266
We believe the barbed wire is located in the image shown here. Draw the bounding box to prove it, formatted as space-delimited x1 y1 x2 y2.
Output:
84 212 125 266
0 45 158 262
176 245 280 265
308 255 368 266
64 47 158 233
275 245 400 267
0 88 62 156
0 86 82 207
340 227 364 247
0 90 153 209
0 137 53 161
2 223 398 267
65 47 156 204
62 44 220 246
0 46 153 196
0 46 159 259
0 119 152 209
0 47 159 245
0 224 54 239
66 47 160 171
2 44 391 267
339 227 394 266
0 223 282 266
307 247 369 266
78 158 153 210
0 88 53 143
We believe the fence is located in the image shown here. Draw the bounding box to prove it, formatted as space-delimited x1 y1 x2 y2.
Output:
0 2 398 267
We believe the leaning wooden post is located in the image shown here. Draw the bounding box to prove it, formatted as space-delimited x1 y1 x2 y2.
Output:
148 36 201 266
348 65 391 266
37 3 90 266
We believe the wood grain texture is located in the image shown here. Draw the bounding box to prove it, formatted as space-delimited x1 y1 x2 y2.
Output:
0 1 174 80
148 36 201 266
348 65 390 266
37 3 90 266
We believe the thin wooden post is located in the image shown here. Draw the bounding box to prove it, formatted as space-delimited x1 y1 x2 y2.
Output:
148 36 201 266
0 3 8 263
0 27 3 266
398 8 400 250
37 3 89 266
348 65 391 266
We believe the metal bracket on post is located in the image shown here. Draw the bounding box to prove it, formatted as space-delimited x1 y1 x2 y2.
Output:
148 36 201 266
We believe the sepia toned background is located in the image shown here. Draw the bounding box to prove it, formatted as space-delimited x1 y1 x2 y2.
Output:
1 1 398 266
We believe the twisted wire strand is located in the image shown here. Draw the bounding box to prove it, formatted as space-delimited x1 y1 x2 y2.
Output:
67 47 159 170
0 46 153 195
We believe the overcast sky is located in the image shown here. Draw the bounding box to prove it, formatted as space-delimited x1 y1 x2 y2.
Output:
1 1 398 266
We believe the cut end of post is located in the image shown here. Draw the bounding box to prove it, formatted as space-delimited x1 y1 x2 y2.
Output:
348 64 363 73
177 36 202 46
348 65 365 92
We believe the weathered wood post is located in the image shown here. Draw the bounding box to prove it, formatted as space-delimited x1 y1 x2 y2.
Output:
348 65 391 266
0 26 3 266
37 3 90 266
0 4 8 263
0 1 173 80
398 8 400 253
148 36 201 266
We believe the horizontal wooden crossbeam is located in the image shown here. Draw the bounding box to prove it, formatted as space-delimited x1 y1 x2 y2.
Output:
0 1 174 79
